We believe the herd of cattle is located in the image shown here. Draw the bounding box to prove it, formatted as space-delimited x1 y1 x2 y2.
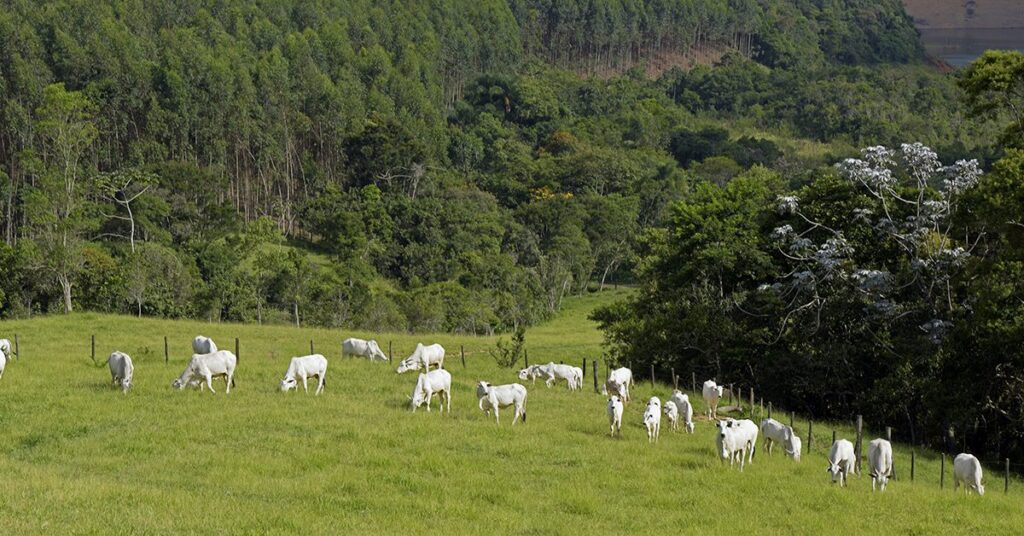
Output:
0 335 988 495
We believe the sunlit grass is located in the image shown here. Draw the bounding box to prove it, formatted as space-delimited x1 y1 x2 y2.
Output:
0 287 1019 533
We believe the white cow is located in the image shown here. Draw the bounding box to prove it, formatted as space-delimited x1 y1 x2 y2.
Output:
732 419 759 467
540 363 580 390
172 350 237 394
476 381 527 425
571 366 584 390
643 397 662 443
716 419 747 469
0 348 6 381
0 338 12 357
192 336 218 355
703 380 724 419
867 438 893 492
279 354 328 395
827 439 856 487
517 365 542 383
409 369 451 414
762 418 801 460
663 400 679 432
342 338 388 361
953 453 985 496
669 390 695 433
396 343 445 373
107 351 134 393
608 396 624 436
603 367 633 402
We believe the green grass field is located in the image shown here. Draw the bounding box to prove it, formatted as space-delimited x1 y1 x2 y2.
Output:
0 288 1021 533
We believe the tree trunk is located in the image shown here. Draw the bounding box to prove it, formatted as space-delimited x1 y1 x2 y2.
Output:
59 276 72 313
293 301 300 327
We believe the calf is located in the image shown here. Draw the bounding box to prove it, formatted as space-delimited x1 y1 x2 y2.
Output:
107 351 134 394
192 335 218 355
279 354 328 395
867 438 893 492
172 350 237 394
409 369 451 414
953 453 985 496
342 338 388 361
702 380 724 419
608 396 624 436
663 400 679 432
643 397 662 443
476 381 527 425
827 439 856 487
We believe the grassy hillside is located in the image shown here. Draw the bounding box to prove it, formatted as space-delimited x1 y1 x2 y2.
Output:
0 287 1020 533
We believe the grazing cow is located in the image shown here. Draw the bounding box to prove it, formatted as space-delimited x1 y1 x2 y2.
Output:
538 363 580 390
608 396 624 436
192 336 218 355
172 350 237 394
279 354 328 395
107 351 134 394
342 338 388 361
663 400 679 432
0 338 12 357
476 381 527 425
517 365 541 383
0 348 6 381
953 453 985 496
669 390 695 433
396 343 445 374
867 438 893 492
643 397 662 443
702 380 724 419
409 369 451 414
761 418 801 459
827 439 856 487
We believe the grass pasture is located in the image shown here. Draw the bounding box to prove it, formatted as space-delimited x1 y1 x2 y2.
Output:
0 288 1021 534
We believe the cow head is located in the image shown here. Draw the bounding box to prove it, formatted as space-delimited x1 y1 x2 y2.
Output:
409 374 428 409
367 340 387 361
517 368 531 381
826 461 843 483
171 378 185 390
280 376 297 392
476 381 492 399
120 378 132 394
396 358 419 374
976 482 985 496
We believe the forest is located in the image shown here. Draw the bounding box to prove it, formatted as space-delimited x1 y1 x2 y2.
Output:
2 0 1024 467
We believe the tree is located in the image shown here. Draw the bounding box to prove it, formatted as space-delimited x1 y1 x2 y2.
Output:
96 168 156 253
959 51 1024 148
23 84 98 313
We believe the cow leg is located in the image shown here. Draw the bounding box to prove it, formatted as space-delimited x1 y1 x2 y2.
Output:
302 374 309 393
205 374 216 394
494 407 500 425
316 374 325 395
425 391 432 412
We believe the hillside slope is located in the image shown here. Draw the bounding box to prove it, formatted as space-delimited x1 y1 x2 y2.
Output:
0 289 1020 532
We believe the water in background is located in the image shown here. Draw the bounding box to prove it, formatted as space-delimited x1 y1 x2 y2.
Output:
919 28 1024 67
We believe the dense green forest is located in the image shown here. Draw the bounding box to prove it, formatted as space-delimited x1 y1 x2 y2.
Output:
0 0 991 334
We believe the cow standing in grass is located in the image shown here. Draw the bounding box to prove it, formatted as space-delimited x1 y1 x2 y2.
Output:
107 351 134 394
409 369 451 414
396 343 445 373
643 397 662 443
172 350 237 394
702 380 724 420
867 438 893 492
342 338 388 362
476 381 527 425
953 453 985 496
669 390 695 433
827 439 856 487
279 354 328 395
608 396 624 436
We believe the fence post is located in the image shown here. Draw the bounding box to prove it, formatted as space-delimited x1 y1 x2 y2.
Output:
768 402 772 419
672 368 677 390
760 398 764 419
737 387 742 412
235 337 240 362
583 358 587 378
691 372 696 394
832 430 837 445
593 360 599 393
940 454 945 489
729 384 734 407
91 335 96 364
1006 458 1010 494
855 415 864 475
524 348 529 368
388 341 393 362
911 450 916 482
164 336 169 364
461 345 466 369
887 426 896 480
749 389 754 418
790 411 795 429
310 339 315 355
650 364 655 388
14 334 19 360
808 420 813 453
